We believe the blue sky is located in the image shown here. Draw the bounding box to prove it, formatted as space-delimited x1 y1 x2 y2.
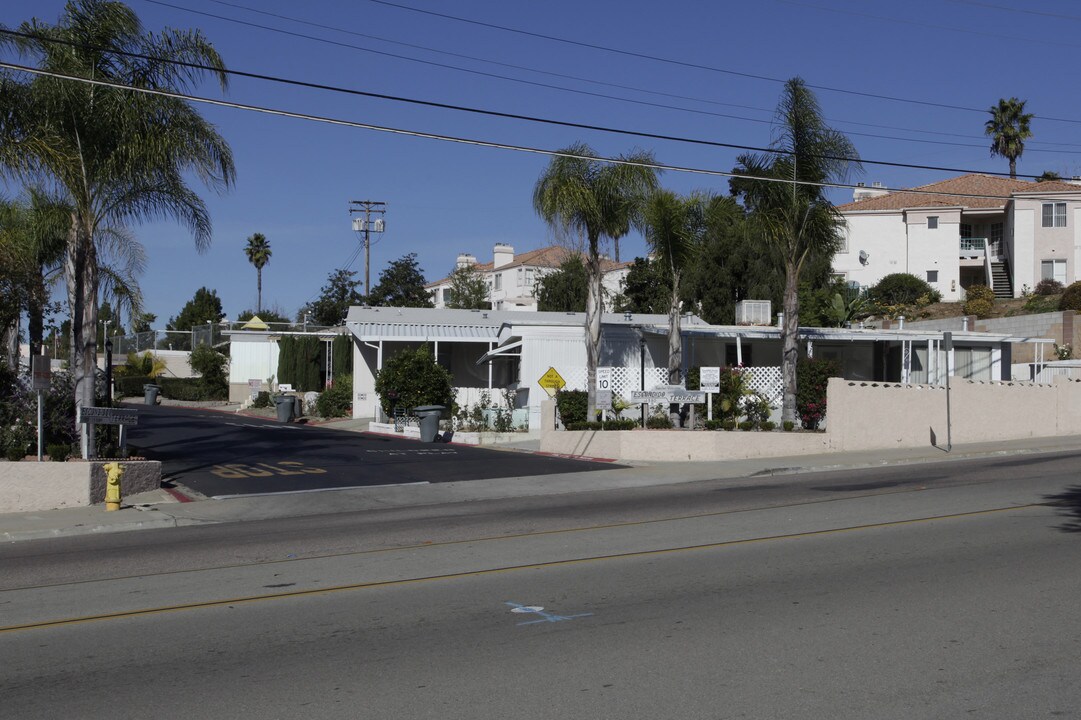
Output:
3 0 1080 328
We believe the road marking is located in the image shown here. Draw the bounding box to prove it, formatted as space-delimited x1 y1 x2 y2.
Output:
212 481 429 499
506 601 592 625
0 504 1040 634
209 462 327 479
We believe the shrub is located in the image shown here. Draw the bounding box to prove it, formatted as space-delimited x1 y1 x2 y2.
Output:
374 345 453 416
1035 278 1064 296
1024 294 1058 314
738 420 755 431
742 392 772 424
962 284 995 318
566 421 603 431
115 375 151 398
602 419 637 430
760 420 777 432
555 389 588 426
868 273 942 307
797 357 841 430
47 442 71 462
252 391 271 409
722 420 737 431
189 345 229 398
158 377 206 401
1060 282 1081 311
316 374 353 418
647 415 673 429
703 419 724 431
783 420 795 432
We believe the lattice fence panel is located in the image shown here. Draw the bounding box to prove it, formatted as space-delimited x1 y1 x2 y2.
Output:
743 366 783 407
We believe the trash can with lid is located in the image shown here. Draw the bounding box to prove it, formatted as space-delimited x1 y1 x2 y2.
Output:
143 384 160 406
273 394 295 422
413 405 445 442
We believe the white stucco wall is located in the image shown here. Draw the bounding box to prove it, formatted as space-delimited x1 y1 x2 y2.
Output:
905 208 962 301
834 212 907 290
1012 207 1036 293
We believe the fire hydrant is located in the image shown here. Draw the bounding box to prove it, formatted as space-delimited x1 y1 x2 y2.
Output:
103 461 124 511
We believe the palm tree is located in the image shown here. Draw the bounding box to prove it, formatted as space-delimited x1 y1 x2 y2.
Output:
733 78 861 425
533 143 659 418
244 233 272 313
985 97 1033 179
639 190 713 384
0 0 235 454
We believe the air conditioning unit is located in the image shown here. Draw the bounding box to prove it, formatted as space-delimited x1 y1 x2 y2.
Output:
735 300 771 325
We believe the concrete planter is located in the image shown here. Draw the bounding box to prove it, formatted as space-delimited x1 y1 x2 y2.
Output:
0 460 162 513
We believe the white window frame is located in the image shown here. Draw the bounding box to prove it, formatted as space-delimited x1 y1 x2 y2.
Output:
494 273 502 291
1042 258 1067 285
1043 202 1067 228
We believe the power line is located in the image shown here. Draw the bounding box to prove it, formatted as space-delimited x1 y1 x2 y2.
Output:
4 29 1077 176
131 1 1081 151
4 60 1077 205
368 0 1081 126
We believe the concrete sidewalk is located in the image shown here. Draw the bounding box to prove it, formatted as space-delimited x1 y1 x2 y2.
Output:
4 434 1081 543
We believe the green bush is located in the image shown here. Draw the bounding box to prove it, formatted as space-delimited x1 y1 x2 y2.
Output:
738 420 755 431
703 419 724 431
1060 282 1081 311
158 377 206 401
783 420 795 432
373 345 453 416
962 285 995 318
1024 294 1059 314
115 375 151 398
1035 278 1064 295
47 442 71 462
742 392 772 424
760 420 777 432
316 374 352 418
602 418 637 430
647 415 673 429
868 273 942 306
797 357 841 430
555 389 588 426
252 391 271 409
722 420 737 431
566 421 603 431
190 345 229 398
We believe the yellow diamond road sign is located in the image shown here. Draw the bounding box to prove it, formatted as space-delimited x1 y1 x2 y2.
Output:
538 367 566 397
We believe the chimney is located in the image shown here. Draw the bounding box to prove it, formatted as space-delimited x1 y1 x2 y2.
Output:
456 253 476 269
493 243 514 268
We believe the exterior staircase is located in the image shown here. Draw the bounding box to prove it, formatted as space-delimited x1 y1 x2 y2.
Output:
991 261 1012 298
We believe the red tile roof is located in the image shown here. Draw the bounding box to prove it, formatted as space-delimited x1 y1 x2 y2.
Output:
839 174 1037 212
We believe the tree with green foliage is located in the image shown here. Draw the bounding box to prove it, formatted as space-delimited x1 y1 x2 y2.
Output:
244 232 272 313
533 143 659 418
236 307 291 326
614 257 671 315
985 97 1033 179
535 257 589 312
368 253 433 308
445 263 490 309
374 345 453 416
732 77 861 425
0 0 235 453
639 190 721 383
166 287 225 350
189 344 228 399
303 269 364 327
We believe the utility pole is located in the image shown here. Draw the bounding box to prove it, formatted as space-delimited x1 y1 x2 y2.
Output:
348 201 387 297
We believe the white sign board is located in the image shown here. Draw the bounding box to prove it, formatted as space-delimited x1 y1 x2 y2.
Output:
278 383 293 392
700 366 721 393
596 367 614 392
596 389 613 410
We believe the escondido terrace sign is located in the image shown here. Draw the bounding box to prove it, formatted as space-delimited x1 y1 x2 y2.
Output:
629 386 707 404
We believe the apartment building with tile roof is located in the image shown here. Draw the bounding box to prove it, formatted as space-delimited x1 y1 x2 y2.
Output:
834 174 1081 301
425 243 632 311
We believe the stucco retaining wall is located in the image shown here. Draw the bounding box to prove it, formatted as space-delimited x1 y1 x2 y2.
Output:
0 460 162 513
540 376 1081 461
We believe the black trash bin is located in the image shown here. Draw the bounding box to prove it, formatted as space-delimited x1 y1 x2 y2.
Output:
413 405 445 442
273 394 295 422
293 395 303 419
143 384 160 406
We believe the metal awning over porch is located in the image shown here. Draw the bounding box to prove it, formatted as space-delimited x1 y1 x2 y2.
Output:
347 322 500 343
475 338 523 365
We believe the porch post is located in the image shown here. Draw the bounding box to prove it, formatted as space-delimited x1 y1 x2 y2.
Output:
902 340 911 385
488 341 493 391
736 334 743 366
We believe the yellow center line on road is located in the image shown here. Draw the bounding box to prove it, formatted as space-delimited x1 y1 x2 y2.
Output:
0 503 1043 634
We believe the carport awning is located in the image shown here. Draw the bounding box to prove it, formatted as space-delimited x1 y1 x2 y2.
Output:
348 322 500 343
475 339 523 365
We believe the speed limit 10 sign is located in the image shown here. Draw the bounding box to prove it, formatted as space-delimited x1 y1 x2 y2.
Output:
596 367 613 391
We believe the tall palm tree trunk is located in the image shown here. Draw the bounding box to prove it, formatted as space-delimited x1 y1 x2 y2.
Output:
585 238 603 419
667 277 682 385
257 267 263 313
68 218 99 457
781 260 800 425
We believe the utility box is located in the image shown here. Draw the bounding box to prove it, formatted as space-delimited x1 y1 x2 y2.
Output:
735 300 772 325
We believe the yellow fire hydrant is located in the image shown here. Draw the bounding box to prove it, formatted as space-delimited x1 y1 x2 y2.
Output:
103 462 124 511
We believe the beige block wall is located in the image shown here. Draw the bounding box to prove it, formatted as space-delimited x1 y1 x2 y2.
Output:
0 461 161 513
540 426 832 461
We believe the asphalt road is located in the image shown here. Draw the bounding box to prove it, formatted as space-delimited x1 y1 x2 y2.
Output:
126 403 621 498
2 452 1080 718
